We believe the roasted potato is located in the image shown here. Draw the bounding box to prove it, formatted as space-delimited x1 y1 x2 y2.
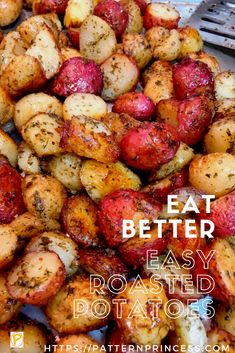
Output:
122 33 152 69
0 87 14 126
45 275 112 333
61 47 81 62
178 27 203 58
215 303 235 337
7 251 65 306
0 274 21 325
80 160 141 202
112 92 155 121
114 278 173 345
207 328 235 352
156 97 180 127
22 174 67 219
18 142 41 174
0 55 46 98
215 98 235 120
51 57 103 97
120 122 180 171
134 0 147 13
144 3 180 29
67 27 80 49
26 25 62 79
120 0 143 34
55 334 104 353
101 54 139 101
64 0 94 28
14 92 62 132
60 116 120 163
215 71 235 100
204 116 235 154
0 225 18 269
63 93 107 121
143 66 174 103
188 51 220 76
189 153 235 197
0 0 23 27
22 113 64 157
143 59 173 86
42 153 83 193
146 26 181 61
61 194 101 248
98 189 162 248
172 58 214 99
94 0 129 37
0 129 18 167
25 231 79 276
33 0 68 15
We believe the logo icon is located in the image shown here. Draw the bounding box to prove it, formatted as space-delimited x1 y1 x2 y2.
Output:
10 332 24 348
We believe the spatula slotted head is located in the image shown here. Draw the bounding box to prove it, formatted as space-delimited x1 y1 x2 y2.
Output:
189 0 235 49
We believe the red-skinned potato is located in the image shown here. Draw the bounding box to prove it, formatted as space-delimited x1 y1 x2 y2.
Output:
188 51 220 76
60 116 120 163
51 57 103 97
144 3 180 30
67 27 80 49
94 0 129 37
134 0 147 13
101 54 139 101
7 251 65 306
112 92 155 121
142 168 188 203
33 0 68 15
119 223 168 269
173 58 214 99
120 122 180 171
78 249 128 288
98 189 162 248
120 0 143 34
61 194 102 248
197 191 235 238
0 156 25 224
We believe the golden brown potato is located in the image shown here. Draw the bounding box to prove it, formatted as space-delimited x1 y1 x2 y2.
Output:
178 27 203 58
14 92 62 132
0 320 47 353
0 274 21 325
0 55 46 98
144 68 174 103
22 174 67 219
18 142 41 174
122 33 152 69
61 47 82 62
26 25 62 79
0 87 14 125
204 117 235 155
0 129 18 167
79 15 117 65
0 0 23 27
0 31 26 75
42 153 83 193
114 278 172 345
150 142 194 180
215 303 235 337
215 98 235 119
188 51 220 76
80 160 141 202
55 335 104 353
45 275 112 334
25 231 79 276
63 93 107 120
64 0 94 28
189 153 235 197
22 113 64 157
143 59 173 85
0 225 18 270
215 71 235 100
120 0 143 34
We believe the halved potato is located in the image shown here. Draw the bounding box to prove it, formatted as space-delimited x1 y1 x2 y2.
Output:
144 69 174 103
0 225 18 270
63 93 107 120
22 113 64 157
0 0 23 27
64 0 94 28
0 129 18 167
0 31 26 75
120 0 143 34
0 274 21 325
188 51 220 76
14 92 62 132
80 160 141 202
26 25 62 79
122 33 152 69
144 3 180 30
18 142 41 174
143 59 173 85
178 27 203 58
25 231 79 276
7 251 65 306
79 15 117 65
0 87 14 125
215 71 235 100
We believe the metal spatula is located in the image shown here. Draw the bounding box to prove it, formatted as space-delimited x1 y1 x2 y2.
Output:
188 0 235 50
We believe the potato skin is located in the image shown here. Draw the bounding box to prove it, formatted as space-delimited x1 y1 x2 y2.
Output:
60 116 120 164
178 27 203 58
120 122 180 171
0 274 21 325
33 0 68 15
0 0 23 27
133 0 147 13
51 57 103 97
98 189 162 248
61 194 102 248
94 0 128 37
188 51 220 76
172 58 214 99
22 174 67 220
144 3 180 30
0 156 25 224
45 275 112 334
113 93 155 121
189 153 235 197
120 0 143 34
